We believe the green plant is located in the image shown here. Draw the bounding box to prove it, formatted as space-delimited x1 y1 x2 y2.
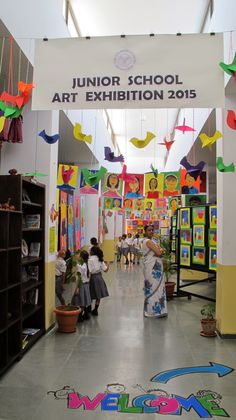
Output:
160 237 177 283
65 250 81 284
201 303 215 320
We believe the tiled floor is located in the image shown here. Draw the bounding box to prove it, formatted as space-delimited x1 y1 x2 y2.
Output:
0 262 235 419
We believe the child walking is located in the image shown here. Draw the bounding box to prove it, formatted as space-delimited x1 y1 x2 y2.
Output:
73 250 91 322
55 249 66 305
88 246 109 316
116 236 122 262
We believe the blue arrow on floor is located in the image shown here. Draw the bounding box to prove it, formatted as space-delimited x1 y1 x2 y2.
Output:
151 362 234 384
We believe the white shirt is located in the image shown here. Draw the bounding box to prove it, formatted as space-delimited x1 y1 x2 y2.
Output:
55 257 66 276
127 237 133 246
133 238 141 250
77 262 89 283
121 239 129 249
116 240 122 248
88 255 107 274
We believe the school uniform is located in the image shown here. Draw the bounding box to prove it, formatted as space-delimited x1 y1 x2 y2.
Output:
73 263 91 307
88 256 109 300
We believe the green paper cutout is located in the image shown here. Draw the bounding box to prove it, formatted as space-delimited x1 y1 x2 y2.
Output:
219 53 236 75
82 166 107 186
0 101 23 118
23 172 47 177
216 157 235 173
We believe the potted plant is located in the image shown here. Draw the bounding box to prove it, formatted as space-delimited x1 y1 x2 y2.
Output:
160 237 177 300
54 251 81 333
200 303 216 337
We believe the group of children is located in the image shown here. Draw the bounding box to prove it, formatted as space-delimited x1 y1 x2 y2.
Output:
116 233 142 265
55 238 109 322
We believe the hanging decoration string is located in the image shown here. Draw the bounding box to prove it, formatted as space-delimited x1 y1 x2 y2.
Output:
7 36 14 95
35 111 39 174
125 109 128 164
26 38 32 84
154 109 157 167
192 108 196 165
0 37 5 79
17 47 22 95
228 30 233 64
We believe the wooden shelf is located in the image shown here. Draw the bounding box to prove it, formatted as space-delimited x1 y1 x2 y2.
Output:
22 201 42 208
22 228 42 232
22 280 42 293
22 304 42 321
22 256 42 265
21 329 44 354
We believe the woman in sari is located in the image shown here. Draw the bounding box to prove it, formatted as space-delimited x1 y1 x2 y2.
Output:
142 225 167 318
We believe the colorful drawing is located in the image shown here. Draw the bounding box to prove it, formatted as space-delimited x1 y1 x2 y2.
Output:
57 164 78 190
155 197 167 209
113 198 122 210
180 229 192 245
210 205 217 228
133 198 144 211
103 197 113 209
180 208 190 228
163 171 180 197
185 194 207 206
144 199 155 212
123 198 133 211
180 168 200 194
192 247 206 265
74 195 80 250
193 225 205 246
209 247 217 270
209 229 217 247
192 207 206 224
168 195 182 216
59 191 67 250
79 170 99 194
144 172 164 198
124 174 144 198
102 172 123 197
80 195 86 247
67 194 74 252
180 245 191 266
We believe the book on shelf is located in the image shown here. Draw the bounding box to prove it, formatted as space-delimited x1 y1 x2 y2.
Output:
25 214 40 229
22 328 40 336
29 242 40 257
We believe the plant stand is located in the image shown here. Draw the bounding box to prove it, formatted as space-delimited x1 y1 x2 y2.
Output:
54 306 80 333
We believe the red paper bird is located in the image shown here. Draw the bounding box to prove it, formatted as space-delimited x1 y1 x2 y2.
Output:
118 165 135 183
18 81 34 95
159 136 175 151
175 118 195 134
226 110 236 130
0 91 30 109
62 165 74 184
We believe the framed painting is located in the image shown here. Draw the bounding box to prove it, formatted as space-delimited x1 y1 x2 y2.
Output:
180 229 192 245
180 245 191 266
209 247 217 270
180 208 190 229
192 247 206 265
209 205 217 228
193 225 205 246
192 206 206 224
208 229 217 247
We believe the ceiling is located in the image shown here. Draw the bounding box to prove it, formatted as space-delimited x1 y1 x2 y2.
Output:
70 0 211 171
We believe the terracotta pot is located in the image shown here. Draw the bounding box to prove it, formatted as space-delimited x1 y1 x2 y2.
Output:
165 281 176 300
200 319 217 337
54 305 80 333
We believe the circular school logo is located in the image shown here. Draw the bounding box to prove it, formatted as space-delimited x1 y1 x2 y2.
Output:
114 50 136 70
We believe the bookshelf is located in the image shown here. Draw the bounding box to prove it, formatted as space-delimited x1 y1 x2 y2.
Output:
0 175 45 376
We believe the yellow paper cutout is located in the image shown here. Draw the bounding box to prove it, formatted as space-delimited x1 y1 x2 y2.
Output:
0 116 5 133
199 130 222 149
129 131 155 148
73 123 92 144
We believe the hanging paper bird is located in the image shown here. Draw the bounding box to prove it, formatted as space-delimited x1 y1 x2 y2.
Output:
104 147 124 163
129 131 155 148
0 116 5 133
216 157 235 173
226 110 236 130
82 166 107 187
73 123 92 144
118 164 135 183
219 53 236 78
0 91 30 109
150 164 158 178
175 118 195 133
159 136 175 151
180 156 205 179
18 81 34 95
39 129 60 144
23 172 47 177
0 100 23 119
199 130 222 149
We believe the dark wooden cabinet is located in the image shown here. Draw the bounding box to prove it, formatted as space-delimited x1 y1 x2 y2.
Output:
0 175 45 376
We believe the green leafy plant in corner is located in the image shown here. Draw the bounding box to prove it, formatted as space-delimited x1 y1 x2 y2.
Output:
201 303 215 320
160 237 177 283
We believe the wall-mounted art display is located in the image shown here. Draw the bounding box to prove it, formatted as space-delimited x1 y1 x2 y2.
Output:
102 172 123 198
133 198 144 211
163 171 180 197
79 170 99 194
168 195 182 216
209 247 217 270
144 172 164 198
180 245 191 266
180 208 190 228
144 198 155 212
184 194 207 206
124 174 144 198
209 205 217 228
192 206 206 224
192 247 206 265
208 229 217 247
57 164 78 190
180 229 192 245
193 225 205 246
123 198 133 211
180 169 200 194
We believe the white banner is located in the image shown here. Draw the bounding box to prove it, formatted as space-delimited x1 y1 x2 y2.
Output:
32 34 224 110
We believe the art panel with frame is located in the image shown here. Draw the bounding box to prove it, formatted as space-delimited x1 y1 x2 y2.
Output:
180 229 192 245
180 208 190 229
180 245 191 266
209 205 217 228
208 229 217 247
192 246 206 266
209 247 217 270
193 225 205 246
192 206 206 224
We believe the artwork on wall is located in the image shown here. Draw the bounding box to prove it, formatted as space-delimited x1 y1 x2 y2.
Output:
180 169 200 194
193 225 205 246
184 194 207 206
144 199 155 212
74 195 80 250
209 205 217 228
144 172 164 198
123 198 134 211
168 195 182 216
163 171 180 197
192 247 206 265
155 197 167 209
102 172 123 197
124 174 144 198
209 229 217 247
79 170 99 194
180 208 190 228
209 247 217 270
180 229 192 245
180 245 191 266
192 206 206 224
67 194 74 252
57 164 78 190
59 191 67 250
103 197 113 209
133 198 144 211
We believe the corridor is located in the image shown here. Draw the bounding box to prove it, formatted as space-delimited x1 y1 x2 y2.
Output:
0 263 235 419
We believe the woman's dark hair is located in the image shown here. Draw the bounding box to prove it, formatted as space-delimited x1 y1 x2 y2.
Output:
107 173 119 188
80 250 89 277
90 246 104 262
144 224 154 232
90 237 98 246
149 178 158 189
133 176 140 193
